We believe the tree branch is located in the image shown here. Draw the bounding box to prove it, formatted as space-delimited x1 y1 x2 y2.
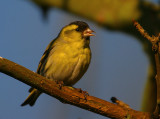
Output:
0 57 151 118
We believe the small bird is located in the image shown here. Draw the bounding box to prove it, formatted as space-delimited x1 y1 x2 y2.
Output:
21 21 95 106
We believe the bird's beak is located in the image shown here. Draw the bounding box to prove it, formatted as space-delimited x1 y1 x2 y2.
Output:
83 28 95 37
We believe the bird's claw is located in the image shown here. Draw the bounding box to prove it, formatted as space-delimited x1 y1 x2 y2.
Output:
55 80 64 89
76 88 89 101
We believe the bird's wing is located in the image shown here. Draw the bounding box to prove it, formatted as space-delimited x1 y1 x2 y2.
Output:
36 39 57 74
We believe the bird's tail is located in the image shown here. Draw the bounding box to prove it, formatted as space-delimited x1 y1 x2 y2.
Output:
21 88 41 106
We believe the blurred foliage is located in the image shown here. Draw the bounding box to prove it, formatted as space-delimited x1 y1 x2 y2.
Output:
68 0 140 28
32 0 140 28
31 0 160 112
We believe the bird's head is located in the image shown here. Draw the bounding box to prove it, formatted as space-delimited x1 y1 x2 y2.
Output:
60 21 95 42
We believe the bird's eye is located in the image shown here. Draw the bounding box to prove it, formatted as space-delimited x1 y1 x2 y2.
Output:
76 28 79 31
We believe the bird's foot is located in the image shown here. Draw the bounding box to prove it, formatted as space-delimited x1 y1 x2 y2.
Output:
76 88 89 101
55 80 64 89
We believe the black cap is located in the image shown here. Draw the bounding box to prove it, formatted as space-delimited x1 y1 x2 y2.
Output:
69 21 89 32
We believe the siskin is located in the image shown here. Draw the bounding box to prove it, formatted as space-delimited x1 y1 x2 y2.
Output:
21 21 95 106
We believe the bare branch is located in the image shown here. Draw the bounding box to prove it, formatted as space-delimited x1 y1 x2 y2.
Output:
134 21 160 44
0 57 151 119
133 21 154 43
